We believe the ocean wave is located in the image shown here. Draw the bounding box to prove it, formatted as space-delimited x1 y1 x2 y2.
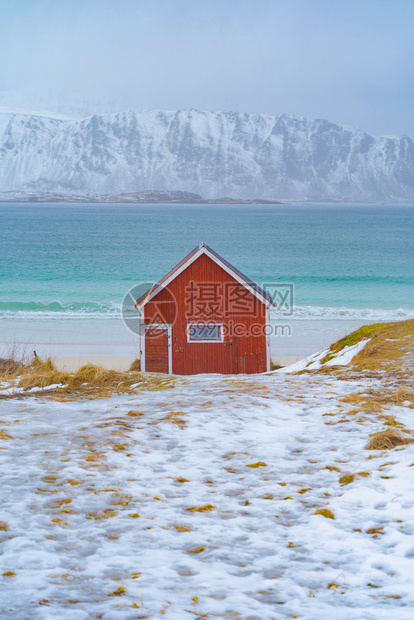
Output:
0 301 121 319
272 306 414 321
1 301 414 323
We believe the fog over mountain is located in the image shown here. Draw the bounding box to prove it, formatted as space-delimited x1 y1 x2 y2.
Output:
1 108 414 201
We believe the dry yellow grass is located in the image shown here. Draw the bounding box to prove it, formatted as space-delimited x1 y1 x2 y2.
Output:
339 474 355 485
48 498 72 509
365 428 414 450
351 320 414 372
246 461 267 468
86 510 118 520
129 358 141 372
341 385 414 415
187 504 215 513
108 586 126 596
157 412 187 428
186 545 205 554
172 524 192 532
366 527 384 536
0 357 177 400
41 475 58 483
313 508 335 519
297 319 414 377
394 385 414 405
338 471 370 484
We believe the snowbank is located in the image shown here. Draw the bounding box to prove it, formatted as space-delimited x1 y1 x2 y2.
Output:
276 339 370 374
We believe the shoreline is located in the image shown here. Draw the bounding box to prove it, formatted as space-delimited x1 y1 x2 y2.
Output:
0 317 398 371
51 354 301 372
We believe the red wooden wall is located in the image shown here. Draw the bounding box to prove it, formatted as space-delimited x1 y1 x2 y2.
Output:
143 253 267 375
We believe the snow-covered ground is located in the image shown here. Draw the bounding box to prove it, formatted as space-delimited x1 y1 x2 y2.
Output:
1 360 414 619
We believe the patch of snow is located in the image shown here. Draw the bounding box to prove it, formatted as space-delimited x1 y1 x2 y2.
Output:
25 383 67 393
0 383 68 396
0 387 25 396
275 348 330 373
325 339 370 366
276 339 370 374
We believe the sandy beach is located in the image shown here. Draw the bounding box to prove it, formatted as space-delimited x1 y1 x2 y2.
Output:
0 315 376 370
53 355 137 372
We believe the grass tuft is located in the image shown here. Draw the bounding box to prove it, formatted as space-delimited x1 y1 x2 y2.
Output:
186 545 205 554
108 586 126 596
187 504 215 513
313 508 335 519
339 474 355 485
303 319 414 375
341 386 414 415
172 524 192 532
366 527 384 536
129 358 141 372
320 322 388 364
1 357 177 400
246 461 267 468
365 428 414 450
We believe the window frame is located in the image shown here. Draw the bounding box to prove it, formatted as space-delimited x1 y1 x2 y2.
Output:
186 322 224 344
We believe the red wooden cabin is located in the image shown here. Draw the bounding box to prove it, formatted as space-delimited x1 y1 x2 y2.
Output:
135 243 274 375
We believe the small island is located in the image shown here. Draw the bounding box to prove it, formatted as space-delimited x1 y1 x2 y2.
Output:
0 190 282 204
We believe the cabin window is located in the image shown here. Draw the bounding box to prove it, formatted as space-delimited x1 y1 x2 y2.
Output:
187 323 223 343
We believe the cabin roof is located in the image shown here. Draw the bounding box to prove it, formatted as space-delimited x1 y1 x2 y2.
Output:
135 243 275 308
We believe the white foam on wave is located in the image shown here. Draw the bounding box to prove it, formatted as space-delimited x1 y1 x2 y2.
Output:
271 306 414 321
1 302 413 323
1 312 120 320
0 303 122 320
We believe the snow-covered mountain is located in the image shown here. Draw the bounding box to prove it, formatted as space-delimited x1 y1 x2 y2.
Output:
1 108 414 200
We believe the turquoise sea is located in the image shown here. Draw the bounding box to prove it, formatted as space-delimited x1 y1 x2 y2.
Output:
1 202 413 363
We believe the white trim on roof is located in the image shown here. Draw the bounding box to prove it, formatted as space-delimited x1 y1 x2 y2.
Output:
135 246 273 309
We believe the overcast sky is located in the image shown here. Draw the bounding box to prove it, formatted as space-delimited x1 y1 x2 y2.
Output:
1 0 413 136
